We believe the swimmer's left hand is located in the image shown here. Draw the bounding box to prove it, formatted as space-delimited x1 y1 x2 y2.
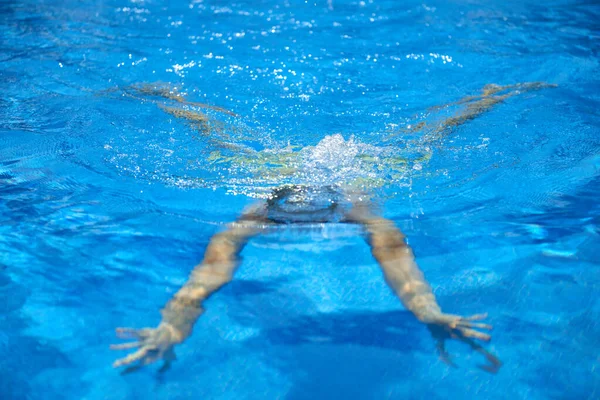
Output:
110 322 184 370
423 312 502 373
422 312 493 341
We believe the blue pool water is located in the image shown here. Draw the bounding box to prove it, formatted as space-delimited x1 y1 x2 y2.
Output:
1 0 600 398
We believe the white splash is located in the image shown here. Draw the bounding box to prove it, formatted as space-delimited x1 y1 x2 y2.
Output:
298 134 377 187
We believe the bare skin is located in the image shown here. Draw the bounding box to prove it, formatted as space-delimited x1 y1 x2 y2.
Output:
112 195 500 373
345 199 501 373
110 82 555 373
386 81 557 143
111 204 269 370
106 81 556 189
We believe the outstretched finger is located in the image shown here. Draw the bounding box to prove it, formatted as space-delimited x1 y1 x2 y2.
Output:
436 339 456 368
475 347 503 374
110 342 141 351
113 348 149 368
115 328 139 339
121 365 143 375
461 337 503 374
457 321 493 330
457 327 491 341
464 313 488 321
115 327 151 340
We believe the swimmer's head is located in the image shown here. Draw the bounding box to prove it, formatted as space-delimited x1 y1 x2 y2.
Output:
266 185 342 223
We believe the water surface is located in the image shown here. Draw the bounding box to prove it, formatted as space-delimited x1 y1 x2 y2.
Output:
1 0 599 399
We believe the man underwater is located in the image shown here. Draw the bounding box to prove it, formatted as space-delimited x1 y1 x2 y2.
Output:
110 82 555 373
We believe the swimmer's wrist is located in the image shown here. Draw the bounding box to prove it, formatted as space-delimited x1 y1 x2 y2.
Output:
158 321 188 343
160 297 205 340
415 311 440 324
408 301 443 324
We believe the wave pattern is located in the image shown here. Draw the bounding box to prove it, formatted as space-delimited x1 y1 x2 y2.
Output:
1 0 599 399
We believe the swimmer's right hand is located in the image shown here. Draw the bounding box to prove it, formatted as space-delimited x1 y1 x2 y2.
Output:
110 322 185 368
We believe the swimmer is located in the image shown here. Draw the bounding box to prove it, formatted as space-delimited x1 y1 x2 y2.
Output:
110 82 555 373
111 185 500 373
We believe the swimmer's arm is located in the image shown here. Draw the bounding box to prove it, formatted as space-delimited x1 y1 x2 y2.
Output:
346 204 491 340
344 202 500 371
347 207 442 320
160 205 268 340
389 82 557 142
348 206 501 371
112 205 269 368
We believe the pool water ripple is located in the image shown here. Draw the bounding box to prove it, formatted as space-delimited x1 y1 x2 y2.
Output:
1 0 599 399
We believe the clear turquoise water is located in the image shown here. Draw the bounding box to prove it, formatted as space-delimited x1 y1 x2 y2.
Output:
1 0 599 399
